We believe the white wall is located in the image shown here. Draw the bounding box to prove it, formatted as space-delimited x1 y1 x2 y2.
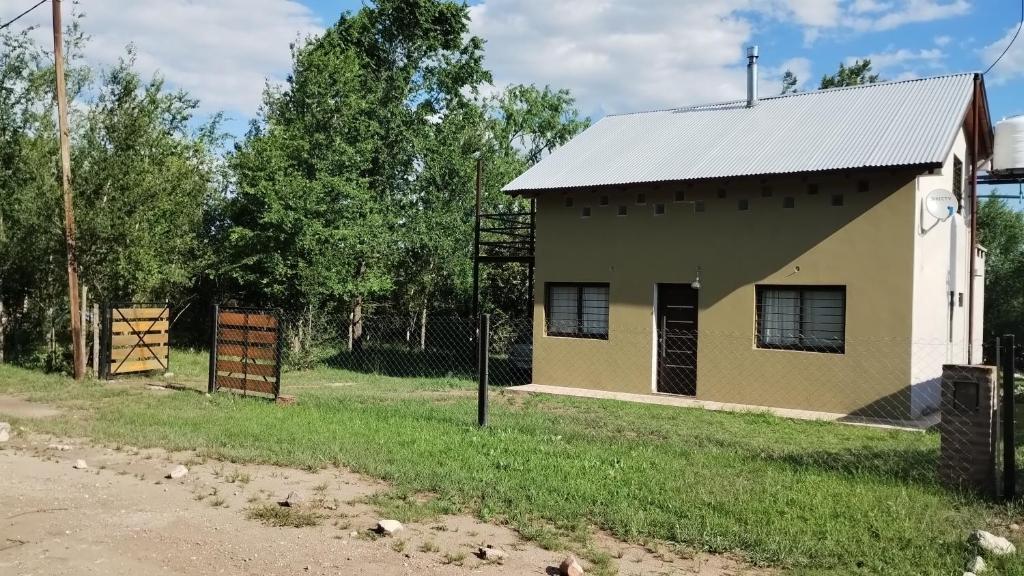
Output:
910 127 976 417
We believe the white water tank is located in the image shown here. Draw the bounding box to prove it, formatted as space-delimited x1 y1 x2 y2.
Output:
993 115 1024 172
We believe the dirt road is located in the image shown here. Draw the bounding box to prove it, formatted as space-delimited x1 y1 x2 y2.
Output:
0 400 757 575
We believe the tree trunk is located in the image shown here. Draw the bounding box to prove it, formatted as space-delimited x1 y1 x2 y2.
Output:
91 302 99 377
80 284 88 372
419 305 427 352
351 260 366 353
0 297 6 364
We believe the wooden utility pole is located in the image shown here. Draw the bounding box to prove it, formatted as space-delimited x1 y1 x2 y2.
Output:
52 0 84 380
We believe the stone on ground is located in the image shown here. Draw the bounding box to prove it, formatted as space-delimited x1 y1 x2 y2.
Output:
375 519 403 536
278 491 302 507
166 465 189 480
970 530 1016 556
73 459 88 470
0 422 10 442
477 545 506 562
967 555 987 573
559 554 585 576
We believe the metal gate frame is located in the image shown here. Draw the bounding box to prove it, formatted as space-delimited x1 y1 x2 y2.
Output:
101 302 171 379
208 305 283 399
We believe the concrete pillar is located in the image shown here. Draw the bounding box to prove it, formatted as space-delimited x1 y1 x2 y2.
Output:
938 364 998 496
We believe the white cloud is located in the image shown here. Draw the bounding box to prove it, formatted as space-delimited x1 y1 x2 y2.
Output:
850 0 893 14
934 35 952 47
981 24 1024 83
0 0 324 117
470 0 761 115
781 0 842 27
845 47 946 79
867 0 970 31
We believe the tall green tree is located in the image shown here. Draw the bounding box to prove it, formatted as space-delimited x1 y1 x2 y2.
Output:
223 0 490 326
819 59 881 89
977 197 1024 342
781 70 799 94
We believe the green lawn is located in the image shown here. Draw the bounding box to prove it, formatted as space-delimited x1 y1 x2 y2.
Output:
1 352 1021 575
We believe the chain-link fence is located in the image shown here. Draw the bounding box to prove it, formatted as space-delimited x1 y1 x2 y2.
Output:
262 310 1019 497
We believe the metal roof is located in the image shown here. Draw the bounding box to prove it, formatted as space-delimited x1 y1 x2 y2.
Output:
504 73 978 193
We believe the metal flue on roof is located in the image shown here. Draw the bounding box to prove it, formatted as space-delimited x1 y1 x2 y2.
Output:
503 73 977 192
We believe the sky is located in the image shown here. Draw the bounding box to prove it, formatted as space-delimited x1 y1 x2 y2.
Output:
2 0 1023 149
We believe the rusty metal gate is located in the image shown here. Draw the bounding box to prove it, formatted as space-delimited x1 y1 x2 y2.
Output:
101 303 170 378
208 305 282 398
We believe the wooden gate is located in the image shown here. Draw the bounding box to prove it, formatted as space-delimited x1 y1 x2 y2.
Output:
102 304 170 378
208 306 282 398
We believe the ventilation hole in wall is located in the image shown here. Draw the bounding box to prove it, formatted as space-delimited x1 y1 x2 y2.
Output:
717 188 727 199
831 194 844 207
857 180 870 193
564 197 574 208
654 203 666 215
636 193 646 205
599 195 609 206
958 292 964 307
618 205 628 216
783 196 795 209
695 200 706 213
807 183 819 195
761 186 773 197
674 190 686 202
581 206 591 218
738 199 749 211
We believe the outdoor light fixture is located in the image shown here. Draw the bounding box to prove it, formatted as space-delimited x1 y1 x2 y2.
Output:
691 266 702 290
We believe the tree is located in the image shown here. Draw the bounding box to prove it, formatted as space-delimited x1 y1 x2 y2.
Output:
819 59 881 89
223 0 492 344
781 70 799 94
977 197 1024 342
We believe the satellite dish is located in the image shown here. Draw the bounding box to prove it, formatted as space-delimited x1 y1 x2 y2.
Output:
924 188 957 221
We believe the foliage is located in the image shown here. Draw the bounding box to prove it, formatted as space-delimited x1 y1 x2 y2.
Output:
978 197 1024 342
781 70 799 94
819 59 881 89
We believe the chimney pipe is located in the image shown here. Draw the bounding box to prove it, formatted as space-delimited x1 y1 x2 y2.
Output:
746 45 759 107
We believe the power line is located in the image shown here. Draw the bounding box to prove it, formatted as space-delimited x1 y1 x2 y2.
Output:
0 0 48 31
984 0 1024 76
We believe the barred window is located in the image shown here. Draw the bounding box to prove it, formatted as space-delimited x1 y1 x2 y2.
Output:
756 286 845 353
546 283 609 339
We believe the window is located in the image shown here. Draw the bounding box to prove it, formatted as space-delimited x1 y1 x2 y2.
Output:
674 190 686 202
636 193 646 205
546 283 609 339
783 196 795 209
599 195 609 206
617 205 628 216
581 206 591 218
831 194 844 207
695 200 706 212
953 156 963 214
738 198 749 211
564 197 574 208
756 286 846 353
654 203 666 215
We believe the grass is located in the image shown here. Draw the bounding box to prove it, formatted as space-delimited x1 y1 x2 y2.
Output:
245 503 323 527
1 352 1022 575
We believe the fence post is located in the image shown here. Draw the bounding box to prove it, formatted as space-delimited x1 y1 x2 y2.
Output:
273 309 283 399
208 304 219 394
1001 334 1016 500
478 313 490 427
99 303 112 380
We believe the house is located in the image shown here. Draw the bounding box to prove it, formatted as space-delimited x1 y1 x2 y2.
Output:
503 59 993 419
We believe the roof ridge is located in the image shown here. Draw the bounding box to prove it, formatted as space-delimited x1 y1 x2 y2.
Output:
604 71 978 118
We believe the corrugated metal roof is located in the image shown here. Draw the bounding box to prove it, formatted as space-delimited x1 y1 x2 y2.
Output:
503 73 977 192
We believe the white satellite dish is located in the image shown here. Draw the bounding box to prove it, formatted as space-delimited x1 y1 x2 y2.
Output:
924 188 957 221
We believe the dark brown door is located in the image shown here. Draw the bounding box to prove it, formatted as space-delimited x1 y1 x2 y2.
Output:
656 284 698 395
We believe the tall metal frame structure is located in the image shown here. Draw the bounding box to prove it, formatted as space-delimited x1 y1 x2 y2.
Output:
471 160 536 320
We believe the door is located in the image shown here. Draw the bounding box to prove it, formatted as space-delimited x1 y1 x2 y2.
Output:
656 284 698 395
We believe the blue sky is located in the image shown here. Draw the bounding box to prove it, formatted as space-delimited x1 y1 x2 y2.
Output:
2 1 1022 153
